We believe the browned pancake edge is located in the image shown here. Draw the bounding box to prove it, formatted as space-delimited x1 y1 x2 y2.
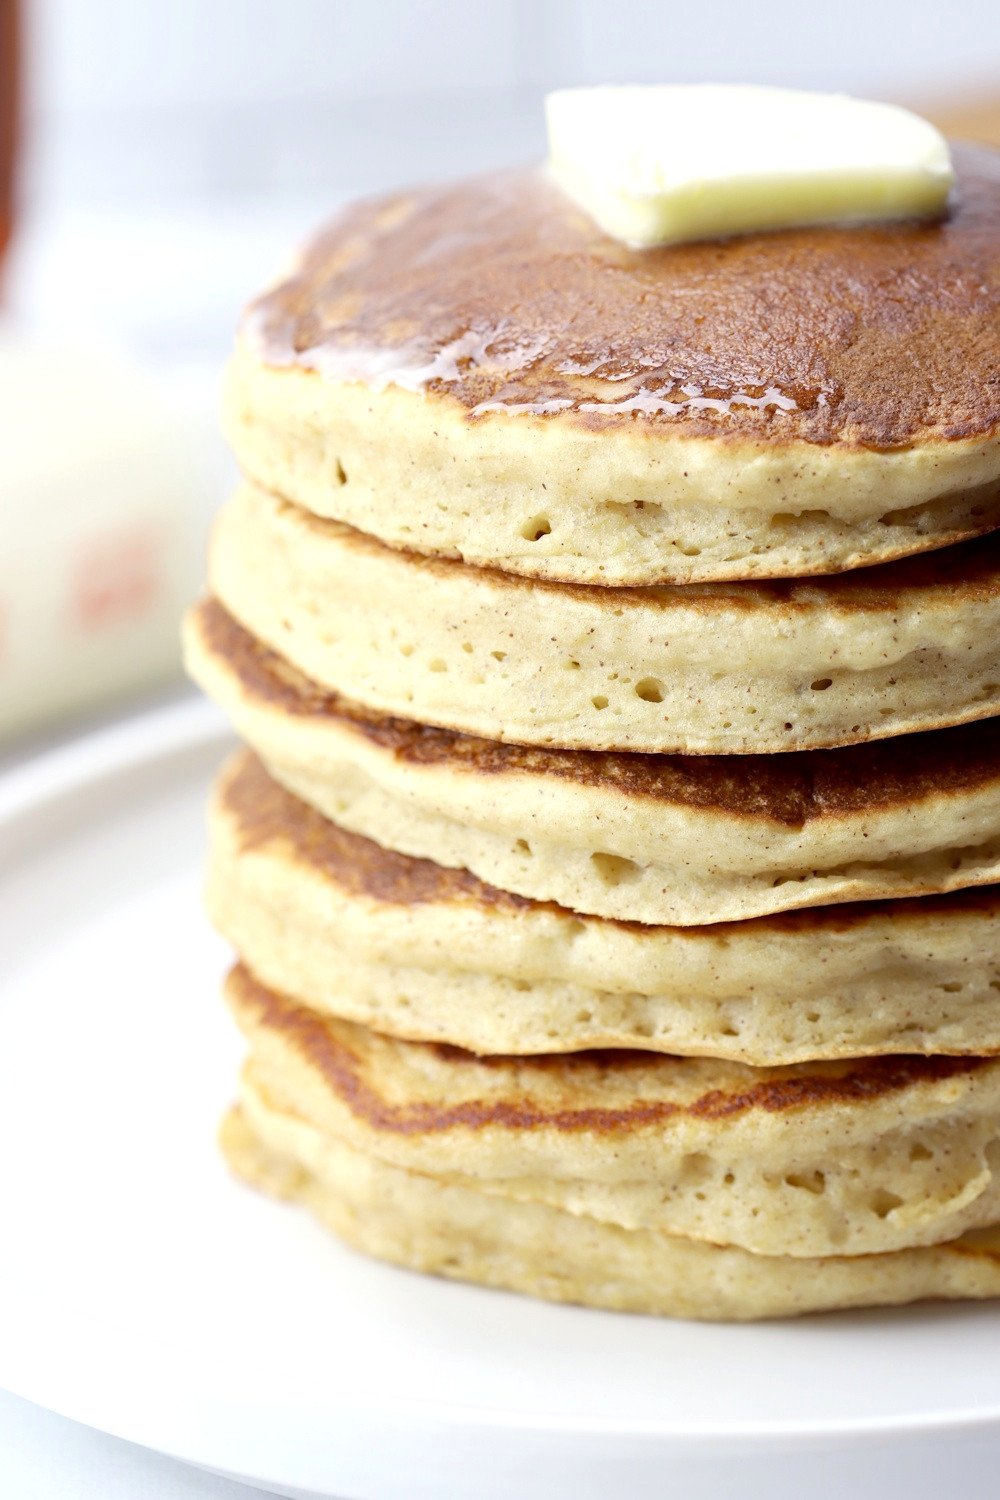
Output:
195 600 1000 825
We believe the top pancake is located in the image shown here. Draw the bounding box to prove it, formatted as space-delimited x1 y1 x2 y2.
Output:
226 145 1000 584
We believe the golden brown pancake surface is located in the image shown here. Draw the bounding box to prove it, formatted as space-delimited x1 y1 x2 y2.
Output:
228 967 1000 1257
196 600 1000 826
218 748 1000 934
247 145 1000 449
231 964 986 1135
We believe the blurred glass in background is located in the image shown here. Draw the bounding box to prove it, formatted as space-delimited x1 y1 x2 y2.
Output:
2 0 999 741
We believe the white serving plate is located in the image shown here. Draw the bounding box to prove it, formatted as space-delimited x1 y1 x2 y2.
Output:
3 697 1000 1500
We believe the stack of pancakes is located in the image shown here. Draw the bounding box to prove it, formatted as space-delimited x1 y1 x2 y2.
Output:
186 145 1000 1320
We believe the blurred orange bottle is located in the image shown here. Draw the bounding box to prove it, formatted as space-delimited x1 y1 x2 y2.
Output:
0 0 17 281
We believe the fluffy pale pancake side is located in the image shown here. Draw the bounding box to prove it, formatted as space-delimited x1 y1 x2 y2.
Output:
225 147 1000 586
210 752 1000 1064
209 483 1000 755
186 603 1000 925
226 965 1000 1259
224 1094 1000 1322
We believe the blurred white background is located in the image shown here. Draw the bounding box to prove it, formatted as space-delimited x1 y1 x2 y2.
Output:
10 0 1000 365
3 0 1000 743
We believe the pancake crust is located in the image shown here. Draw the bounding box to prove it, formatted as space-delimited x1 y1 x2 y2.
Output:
186 601 1000 925
210 751 1000 1064
208 484 1000 754
225 146 1000 583
224 1096 1000 1322
227 965 1000 1259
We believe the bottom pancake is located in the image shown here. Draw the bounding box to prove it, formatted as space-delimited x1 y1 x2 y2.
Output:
227 966 1000 1259
224 1087 1000 1323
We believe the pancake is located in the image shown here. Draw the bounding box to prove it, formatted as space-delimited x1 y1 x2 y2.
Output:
209 483 1000 755
224 146 1000 586
185 602 1000 925
224 1095 1000 1322
227 964 1000 1259
210 752 1000 1064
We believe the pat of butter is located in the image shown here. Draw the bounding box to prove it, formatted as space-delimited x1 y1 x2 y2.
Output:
545 85 954 248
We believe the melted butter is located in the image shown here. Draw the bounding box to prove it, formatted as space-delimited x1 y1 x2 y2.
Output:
581 384 800 417
244 308 552 395
471 397 577 416
471 384 804 419
245 302 819 420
